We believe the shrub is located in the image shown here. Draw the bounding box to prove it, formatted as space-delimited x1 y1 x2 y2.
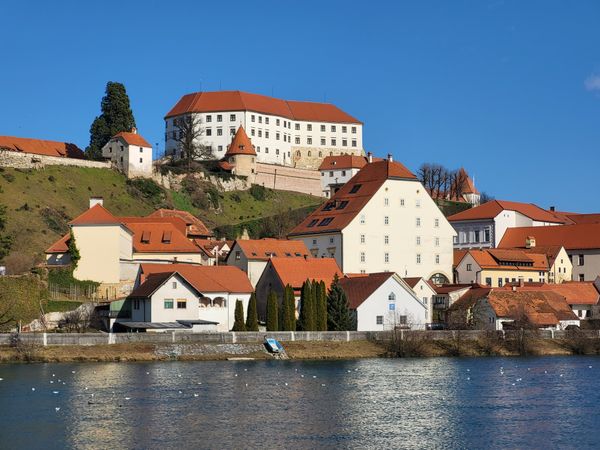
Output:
48 175 56 183
126 178 164 205
249 184 267 201
2 172 15 183
40 207 69 234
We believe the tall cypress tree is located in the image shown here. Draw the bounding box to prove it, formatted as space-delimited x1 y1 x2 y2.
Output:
232 300 246 331
298 279 312 331
86 81 137 160
245 292 259 331
308 280 318 331
266 290 279 331
317 280 328 331
286 285 297 331
327 275 353 331
280 285 291 331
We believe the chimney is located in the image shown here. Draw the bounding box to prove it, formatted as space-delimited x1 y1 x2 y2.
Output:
387 153 393 162
519 278 525 288
367 152 373 163
131 127 137 134
89 197 104 208
304 254 308 260
525 236 536 249
512 285 517 292
549 206 555 212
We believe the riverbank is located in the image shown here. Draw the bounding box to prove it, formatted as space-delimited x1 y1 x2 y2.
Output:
2 335 600 363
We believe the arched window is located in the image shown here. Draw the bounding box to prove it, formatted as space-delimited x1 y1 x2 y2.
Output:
296 150 301 157
430 273 450 285
318 151 322 157
388 292 396 302
308 151 312 157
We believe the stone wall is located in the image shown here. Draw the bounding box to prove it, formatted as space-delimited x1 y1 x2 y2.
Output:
152 170 250 192
291 146 364 170
0 149 111 170
255 163 322 197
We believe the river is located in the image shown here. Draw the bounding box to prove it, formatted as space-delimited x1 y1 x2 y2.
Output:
0 356 598 449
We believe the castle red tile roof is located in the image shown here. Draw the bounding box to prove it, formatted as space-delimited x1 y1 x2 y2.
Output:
498 223 600 250
338 272 396 309
126 222 199 254
318 155 379 171
224 126 256 156
447 200 566 223
269 257 341 290
0 135 85 159
139 263 253 293
69 204 123 226
229 238 310 261
165 90 361 124
289 159 417 236
46 233 70 254
112 131 152 148
147 209 212 237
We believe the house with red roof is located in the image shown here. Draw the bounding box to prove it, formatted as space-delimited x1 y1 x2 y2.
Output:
288 156 456 285
447 199 569 250
101 128 153 178
0 135 85 159
164 90 364 169
318 152 381 198
403 277 438 324
338 272 428 330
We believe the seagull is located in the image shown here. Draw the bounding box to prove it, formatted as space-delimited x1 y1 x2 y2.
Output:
312 376 317 379
197 382 202 385
321 384 326 387
245 383 248 387
0 378 3 381
300 375 304 378
52 374 56 377
589 366 593 369
125 397 131 400
284 383 288 386
146 372 150 375
234 374 238 377
178 390 182 394
467 377 471 381
55 407 60 412
467 369 470 372
71 371 76 374
53 391 59 394
193 393 199 397
50 381 54 384
31 388 35 391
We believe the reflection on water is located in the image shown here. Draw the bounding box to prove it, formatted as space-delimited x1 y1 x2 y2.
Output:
1 357 599 449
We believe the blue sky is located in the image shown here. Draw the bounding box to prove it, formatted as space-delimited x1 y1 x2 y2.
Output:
2 1 600 212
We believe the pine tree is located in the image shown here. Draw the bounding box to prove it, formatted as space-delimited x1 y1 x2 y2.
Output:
298 279 312 331
286 284 297 331
86 81 137 160
232 300 246 331
327 274 353 331
245 292 259 331
266 290 279 331
316 280 328 331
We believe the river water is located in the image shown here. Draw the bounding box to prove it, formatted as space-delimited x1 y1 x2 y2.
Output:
0 356 598 449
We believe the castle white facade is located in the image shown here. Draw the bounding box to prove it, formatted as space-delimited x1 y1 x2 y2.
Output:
164 91 364 170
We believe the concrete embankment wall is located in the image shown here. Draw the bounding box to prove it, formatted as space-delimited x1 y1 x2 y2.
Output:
2 329 599 347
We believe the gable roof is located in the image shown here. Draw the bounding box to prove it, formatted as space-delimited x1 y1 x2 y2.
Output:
447 200 566 223
112 131 152 148
139 263 253 293
0 135 84 159
465 248 548 271
498 282 600 305
69 204 122 226
225 126 256 156
46 233 70 254
165 90 361 124
230 239 310 261
498 223 600 251
338 272 396 309
318 155 380 171
565 213 600 225
120 216 188 236
128 272 196 298
269 257 341 290
289 159 417 236
447 286 493 312
126 222 199 253
458 168 479 195
147 209 212 237
486 290 577 325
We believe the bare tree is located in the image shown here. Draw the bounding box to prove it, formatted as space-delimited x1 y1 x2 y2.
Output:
448 169 469 202
173 115 214 170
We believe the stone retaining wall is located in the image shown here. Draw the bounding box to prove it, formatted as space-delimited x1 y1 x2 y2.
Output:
255 163 322 197
0 149 111 170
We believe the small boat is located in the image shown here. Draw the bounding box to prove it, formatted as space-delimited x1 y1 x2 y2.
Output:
264 338 284 353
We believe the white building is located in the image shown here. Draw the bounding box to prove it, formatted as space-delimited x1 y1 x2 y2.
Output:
339 272 427 331
319 153 378 198
403 277 438 324
164 90 364 169
101 128 153 178
113 263 253 332
288 156 456 285
447 200 567 249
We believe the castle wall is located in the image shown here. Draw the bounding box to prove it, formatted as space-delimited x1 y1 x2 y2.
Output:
255 163 322 197
0 149 111 170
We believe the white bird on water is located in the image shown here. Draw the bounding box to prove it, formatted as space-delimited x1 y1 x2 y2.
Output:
193 393 199 397
53 391 59 394
55 407 60 412
31 388 35 391
125 397 131 400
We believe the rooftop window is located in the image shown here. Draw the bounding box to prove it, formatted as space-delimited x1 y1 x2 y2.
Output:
318 218 334 226
307 219 319 227
336 200 349 210
349 184 362 194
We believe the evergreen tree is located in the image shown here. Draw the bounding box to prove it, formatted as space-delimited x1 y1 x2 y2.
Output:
232 300 246 331
327 274 353 331
86 81 137 160
286 284 297 331
308 280 318 331
245 292 259 331
280 285 290 331
266 290 279 331
298 279 313 331
316 280 328 331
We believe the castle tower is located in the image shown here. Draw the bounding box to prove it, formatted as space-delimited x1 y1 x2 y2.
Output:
220 126 257 180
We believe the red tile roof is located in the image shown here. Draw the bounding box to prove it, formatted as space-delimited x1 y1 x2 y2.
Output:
465 249 548 271
230 239 310 261
498 282 600 305
126 222 199 253
112 131 151 148
447 287 493 311
0 135 84 159
458 168 479 194
289 159 417 236
447 200 567 223
402 277 423 289
269 257 341 290
487 290 577 325
46 233 70 254
147 209 212 237
165 90 361 124
565 213 600 225
498 223 600 251
318 155 383 171
120 216 188 236
225 126 256 156
338 272 396 309
69 204 122 226
139 263 253 293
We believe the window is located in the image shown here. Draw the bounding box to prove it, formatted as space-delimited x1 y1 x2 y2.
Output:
164 299 174 309
265 117 269 124
342 139 347 147
206 115 212 123
177 300 187 309
329 237 334 244
416 217 421 227
217 128 223 136
399 316 407 325
307 219 319 228
230 114 236 121
388 292 396 301
435 254 440 264
307 124 312 131
235 251 241 261
416 199 421 208
579 274 585 281
389 303 396 311
416 236 421 246
251 115 255 122
376 316 383 325
206 127 214 137
384 252 389 263
276 132 280 140
466 263 472 271
331 125 336 132
474 230 480 243
384 216 389 225
230 128 236 136
351 140 357 147
295 137 300 144
498 278 503 287
484 229 491 242
416 254 421 264
258 116 262 123
133 299 140 310
400 199 405 207
579 254 585 266
320 138 326 146
320 125 326 132
349 184 362 193
360 214 365 224
342 126 347 133
172 281 177 289
360 234 365 244
139 147 143 153
257 130 262 137
434 218 440 228
384 235 389 245
295 123 300 130
331 139 336 146
384 198 389 206
360 252 365 263
307 137 312 145
352 126 357 134
318 218 333 226
217 114 222 122
435 237 440 247
139 158 143 163
276 119 280 126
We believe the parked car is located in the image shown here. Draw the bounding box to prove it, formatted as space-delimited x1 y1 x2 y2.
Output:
426 323 447 330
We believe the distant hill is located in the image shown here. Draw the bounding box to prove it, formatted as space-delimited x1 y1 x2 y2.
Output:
0 166 321 273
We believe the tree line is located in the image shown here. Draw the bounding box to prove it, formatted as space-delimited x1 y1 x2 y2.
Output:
231 275 354 332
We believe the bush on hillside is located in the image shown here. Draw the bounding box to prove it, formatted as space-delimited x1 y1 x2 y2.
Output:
249 184 268 201
40 207 69 234
0 275 48 331
126 178 165 206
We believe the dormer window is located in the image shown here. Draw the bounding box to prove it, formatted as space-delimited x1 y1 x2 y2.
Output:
349 184 362 194
141 231 151 243
162 231 172 243
318 218 333 226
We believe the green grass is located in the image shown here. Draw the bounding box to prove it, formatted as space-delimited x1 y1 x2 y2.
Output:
46 300 83 313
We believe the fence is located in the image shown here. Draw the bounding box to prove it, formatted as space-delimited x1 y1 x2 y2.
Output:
48 283 99 301
2 329 600 347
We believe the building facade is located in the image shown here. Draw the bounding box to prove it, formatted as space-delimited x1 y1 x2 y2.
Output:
164 90 364 169
101 129 153 178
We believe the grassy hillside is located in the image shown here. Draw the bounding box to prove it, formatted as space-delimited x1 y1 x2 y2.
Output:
0 166 321 273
